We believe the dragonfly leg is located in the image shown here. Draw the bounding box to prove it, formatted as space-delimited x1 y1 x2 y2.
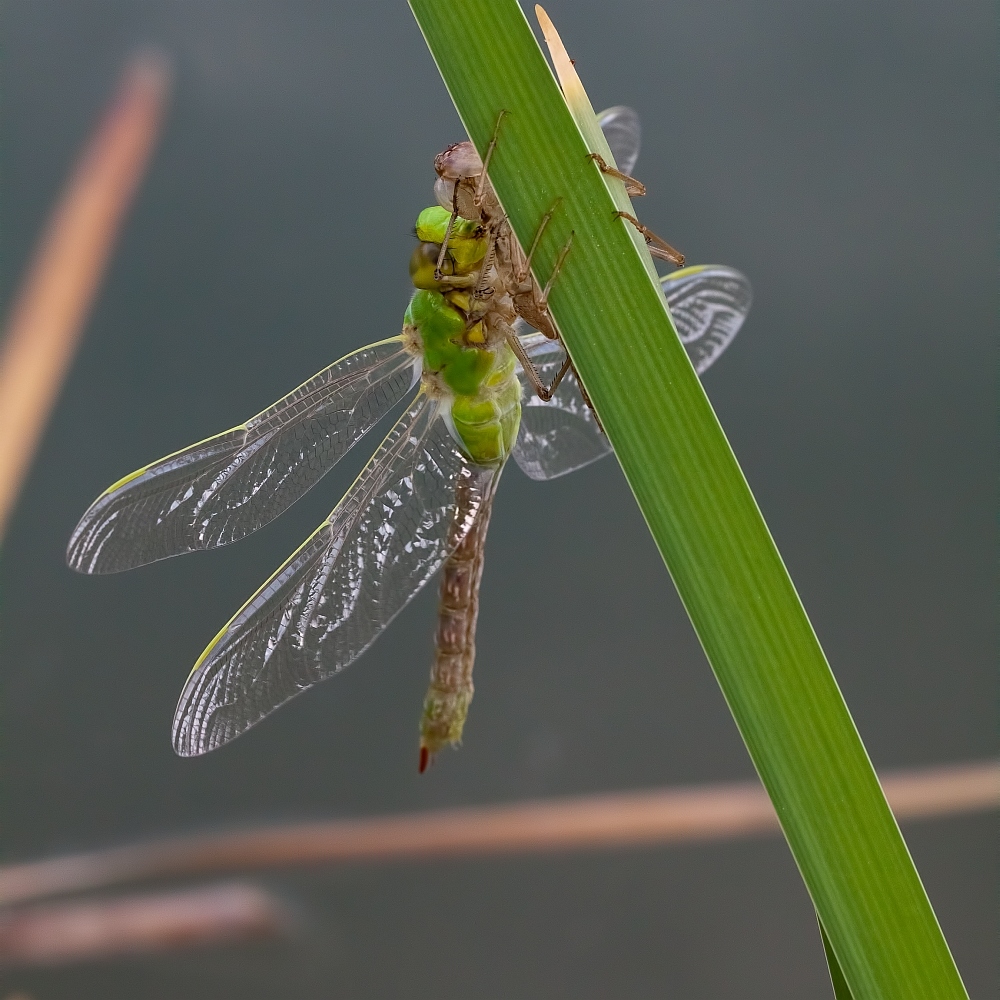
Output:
515 198 562 283
538 231 574 309
504 326 572 402
474 110 508 208
472 216 506 300
615 211 685 267
588 152 646 197
507 221 573 343
506 325 605 431
433 184 462 281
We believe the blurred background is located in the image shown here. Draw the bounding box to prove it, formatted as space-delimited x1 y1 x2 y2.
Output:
1 0 995 996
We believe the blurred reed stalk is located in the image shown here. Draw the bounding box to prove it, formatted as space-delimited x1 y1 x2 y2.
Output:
0 883 291 967
0 52 171 543
0 759 992 908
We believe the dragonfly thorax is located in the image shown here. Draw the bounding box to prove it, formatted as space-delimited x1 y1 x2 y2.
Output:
403 288 520 467
405 200 521 470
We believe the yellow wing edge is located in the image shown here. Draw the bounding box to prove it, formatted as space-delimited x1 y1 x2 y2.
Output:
100 336 409 500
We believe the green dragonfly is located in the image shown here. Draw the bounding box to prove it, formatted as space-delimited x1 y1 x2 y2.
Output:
67 107 751 765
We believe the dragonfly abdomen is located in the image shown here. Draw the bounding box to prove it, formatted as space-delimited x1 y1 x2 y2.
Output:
449 358 520 465
419 482 495 772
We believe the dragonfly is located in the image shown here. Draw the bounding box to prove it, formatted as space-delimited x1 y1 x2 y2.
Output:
67 107 752 767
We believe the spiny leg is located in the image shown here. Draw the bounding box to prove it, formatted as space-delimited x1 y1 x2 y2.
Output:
516 198 561 283
501 221 604 426
433 184 462 281
588 152 646 197
615 211 685 267
504 327 572 402
474 109 508 208
472 216 505 300
538 231 574 309
506 202 572 344
506 327 605 432
509 221 574 344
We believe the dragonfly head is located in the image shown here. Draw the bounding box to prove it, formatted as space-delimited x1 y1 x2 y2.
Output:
434 141 485 215
434 141 483 182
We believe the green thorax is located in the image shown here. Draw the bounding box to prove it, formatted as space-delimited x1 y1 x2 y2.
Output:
404 207 521 467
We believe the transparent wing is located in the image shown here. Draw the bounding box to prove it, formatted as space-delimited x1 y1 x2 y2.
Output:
662 265 753 374
68 338 419 575
512 266 752 481
172 393 501 756
597 105 641 176
512 328 612 482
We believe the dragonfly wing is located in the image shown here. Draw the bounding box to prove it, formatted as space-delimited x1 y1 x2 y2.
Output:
597 105 641 176
511 267 752 480
662 266 753 374
512 329 612 482
68 338 418 575
172 393 501 756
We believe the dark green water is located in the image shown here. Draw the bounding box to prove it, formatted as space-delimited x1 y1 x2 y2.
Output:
2 1 995 996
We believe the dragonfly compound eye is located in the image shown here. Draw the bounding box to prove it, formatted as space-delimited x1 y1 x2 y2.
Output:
433 141 483 181
434 177 454 211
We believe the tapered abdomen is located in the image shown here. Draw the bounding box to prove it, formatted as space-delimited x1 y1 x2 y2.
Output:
419 479 496 771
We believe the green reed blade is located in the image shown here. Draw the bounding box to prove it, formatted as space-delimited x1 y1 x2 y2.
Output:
407 2 967 998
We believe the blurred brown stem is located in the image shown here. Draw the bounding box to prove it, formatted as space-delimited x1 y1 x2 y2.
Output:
0 759 993 908
0 883 291 967
0 52 171 542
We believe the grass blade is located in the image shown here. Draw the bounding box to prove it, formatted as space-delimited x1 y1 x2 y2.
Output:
407 2 968 997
